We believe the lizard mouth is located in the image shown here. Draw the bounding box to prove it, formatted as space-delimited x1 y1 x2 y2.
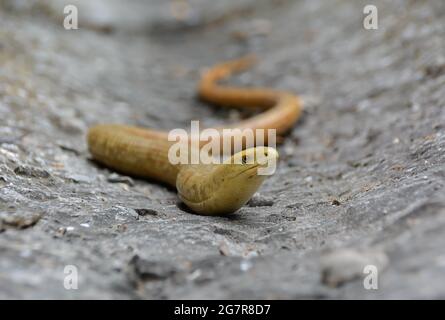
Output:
232 164 260 179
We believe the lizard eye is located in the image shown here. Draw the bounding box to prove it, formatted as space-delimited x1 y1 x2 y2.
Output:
241 155 248 164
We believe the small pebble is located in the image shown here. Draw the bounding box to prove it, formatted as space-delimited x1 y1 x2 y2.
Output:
248 193 274 207
187 269 202 281
66 174 94 184
115 224 128 233
240 259 253 272
55 227 67 237
107 173 135 186
128 255 177 282
321 248 388 287
0 212 42 229
134 208 159 216
218 241 231 256
14 165 50 178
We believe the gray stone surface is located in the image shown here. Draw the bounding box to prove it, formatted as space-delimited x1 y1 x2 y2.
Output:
0 0 444 299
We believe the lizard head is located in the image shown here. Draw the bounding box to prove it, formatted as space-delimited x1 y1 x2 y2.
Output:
177 147 278 215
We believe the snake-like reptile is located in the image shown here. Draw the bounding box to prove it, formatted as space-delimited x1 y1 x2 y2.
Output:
87 56 302 215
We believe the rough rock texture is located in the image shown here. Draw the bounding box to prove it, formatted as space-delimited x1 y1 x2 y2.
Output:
0 0 444 299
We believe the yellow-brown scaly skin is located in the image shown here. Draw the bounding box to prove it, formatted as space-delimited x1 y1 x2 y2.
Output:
87 56 302 215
